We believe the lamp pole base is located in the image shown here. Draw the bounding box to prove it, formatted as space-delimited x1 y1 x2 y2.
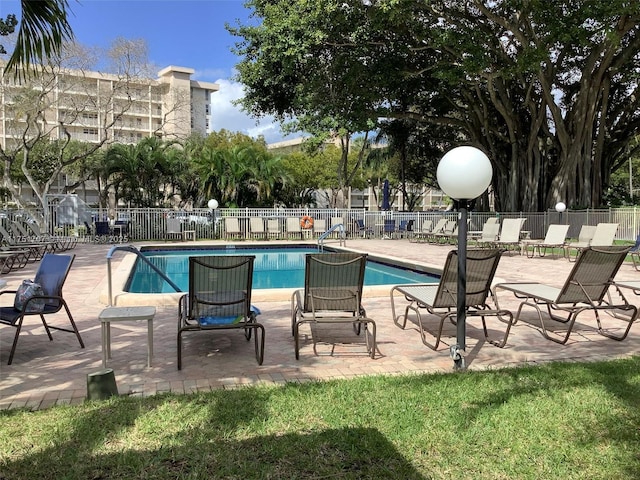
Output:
450 345 467 371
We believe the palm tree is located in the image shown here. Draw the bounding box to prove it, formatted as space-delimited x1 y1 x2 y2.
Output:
5 0 74 76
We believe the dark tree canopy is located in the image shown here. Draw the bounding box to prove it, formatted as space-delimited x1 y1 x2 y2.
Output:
231 0 640 211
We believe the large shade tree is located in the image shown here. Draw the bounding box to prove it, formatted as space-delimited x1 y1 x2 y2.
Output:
231 0 640 211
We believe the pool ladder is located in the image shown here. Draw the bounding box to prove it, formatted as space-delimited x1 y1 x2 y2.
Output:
106 245 182 305
317 224 346 251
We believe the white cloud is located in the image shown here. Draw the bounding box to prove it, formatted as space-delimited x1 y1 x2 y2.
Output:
210 78 297 145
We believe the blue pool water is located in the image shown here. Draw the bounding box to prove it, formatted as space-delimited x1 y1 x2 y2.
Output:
126 246 438 293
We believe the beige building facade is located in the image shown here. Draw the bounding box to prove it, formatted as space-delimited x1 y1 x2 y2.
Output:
0 64 218 149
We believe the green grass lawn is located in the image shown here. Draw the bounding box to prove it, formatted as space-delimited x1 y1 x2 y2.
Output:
2 357 640 479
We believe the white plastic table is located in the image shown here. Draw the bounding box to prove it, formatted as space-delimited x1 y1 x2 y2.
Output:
99 306 156 368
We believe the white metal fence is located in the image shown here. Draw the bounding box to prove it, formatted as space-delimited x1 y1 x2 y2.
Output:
3 206 640 243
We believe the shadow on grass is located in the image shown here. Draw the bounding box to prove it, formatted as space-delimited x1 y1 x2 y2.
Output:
3 358 640 479
0 386 428 479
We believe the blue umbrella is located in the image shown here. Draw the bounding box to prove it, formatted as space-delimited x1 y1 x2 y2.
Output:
382 180 390 210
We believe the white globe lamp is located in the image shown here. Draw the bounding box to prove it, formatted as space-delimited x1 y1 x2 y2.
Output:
207 199 218 210
436 146 493 201
555 201 566 224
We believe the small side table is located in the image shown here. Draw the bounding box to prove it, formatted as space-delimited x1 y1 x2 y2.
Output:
183 230 196 241
99 306 156 368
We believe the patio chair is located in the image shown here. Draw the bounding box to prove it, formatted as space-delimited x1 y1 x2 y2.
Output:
430 220 458 244
629 234 640 270
249 217 266 240
224 217 242 240
390 249 512 350
396 219 414 239
26 221 77 250
565 223 618 262
383 219 396 239
0 253 84 365
165 217 184 241
487 218 526 253
94 221 111 243
286 217 302 239
330 217 344 237
0 225 52 261
562 224 596 259
267 218 281 238
493 246 637 345
353 219 373 238
177 255 264 369
422 218 449 243
291 252 376 359
313 218 327 237
472 221 501 248
411 219 433 243
0 249 29 273
522 224 570 258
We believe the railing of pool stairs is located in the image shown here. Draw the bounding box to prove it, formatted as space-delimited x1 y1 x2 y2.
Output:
318 224 346 251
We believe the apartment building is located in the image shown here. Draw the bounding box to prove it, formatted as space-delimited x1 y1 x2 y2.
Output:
0 64 219 149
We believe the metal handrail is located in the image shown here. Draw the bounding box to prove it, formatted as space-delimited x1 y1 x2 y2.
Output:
106 244 182 305
318 224 346 250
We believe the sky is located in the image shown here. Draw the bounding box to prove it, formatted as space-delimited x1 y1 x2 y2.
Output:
0 0 293 144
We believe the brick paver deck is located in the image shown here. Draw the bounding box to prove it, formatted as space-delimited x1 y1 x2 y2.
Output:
1 239 639 410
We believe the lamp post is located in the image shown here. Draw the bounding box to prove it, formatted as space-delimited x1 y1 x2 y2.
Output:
208 199 218 238
436 146 493 370
555 202 566 224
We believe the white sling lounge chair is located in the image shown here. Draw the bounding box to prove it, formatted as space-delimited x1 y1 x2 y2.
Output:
493 246 637 345
390 249 513 350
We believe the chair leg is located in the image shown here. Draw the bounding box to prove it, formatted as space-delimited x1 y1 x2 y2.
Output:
177 330 183 370
253 323 265 364
7 319 24 365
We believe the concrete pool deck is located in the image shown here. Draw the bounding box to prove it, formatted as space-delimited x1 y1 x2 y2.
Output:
2 238 640 410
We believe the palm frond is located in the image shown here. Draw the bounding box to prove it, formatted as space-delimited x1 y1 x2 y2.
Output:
6 0 75 78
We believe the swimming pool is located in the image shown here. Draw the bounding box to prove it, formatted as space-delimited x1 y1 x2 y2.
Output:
126 246 438 293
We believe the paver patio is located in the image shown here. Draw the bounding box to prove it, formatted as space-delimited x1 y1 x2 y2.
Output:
1 239 640 411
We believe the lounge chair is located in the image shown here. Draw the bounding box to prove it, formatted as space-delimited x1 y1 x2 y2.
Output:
0 249 29 273
0 253 84 365
330 216 344 236
431 220 460 245
487 218 526 253
522 224 570 258
473 221 500 248
493 246 637 345
0 225 52 260
25 221 77 250
224 217 242 240
313 218 327 237
411 219 433 243
177 255 264 369
629 234 640 270
426 218 450 242
249 217 266 239
267 218 281 238
390 249 512 350
286 217 302 239
561 224 596 259
291 252 376 359
165 217 184 241
565 223 618 261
